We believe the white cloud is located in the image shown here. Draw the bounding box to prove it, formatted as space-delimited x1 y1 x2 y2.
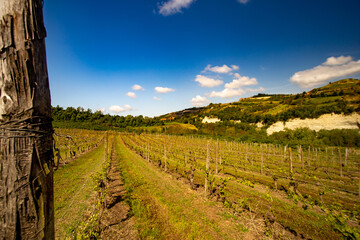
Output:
124 104 132 110
158 0 195 16
203 64 239 74
195 75 223 88
132 84 144 91
153 96 162 101
231 65 239 71
109 105 133 114
207 72 259 98
225 73 258 88
237 0 250 4
97 107 106 114
323 56 353 66
126 92 137 98
209 88 245 98
155 86 175 94
290 56 360 88
191 95 210 107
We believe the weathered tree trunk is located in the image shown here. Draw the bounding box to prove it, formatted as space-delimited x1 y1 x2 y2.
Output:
0 0 54 239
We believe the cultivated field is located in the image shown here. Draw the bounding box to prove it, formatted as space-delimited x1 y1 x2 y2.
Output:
54 129 360 239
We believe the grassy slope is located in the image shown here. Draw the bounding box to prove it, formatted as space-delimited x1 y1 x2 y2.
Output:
54 143 105 238
115 136 257 240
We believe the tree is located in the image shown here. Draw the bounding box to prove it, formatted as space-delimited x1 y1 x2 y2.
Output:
0 0 54 239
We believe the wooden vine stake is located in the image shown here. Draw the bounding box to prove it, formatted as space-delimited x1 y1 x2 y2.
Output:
219 144 222 166
0 0 54 238
68 139 72 158
260 145 264 175
205 141 210 198
245 143 248 164
299 146 304 169
308 146 311 167
345 148 348 167
339 148 342 177
215 139 219 174
164 143 167 172
289 147 293 174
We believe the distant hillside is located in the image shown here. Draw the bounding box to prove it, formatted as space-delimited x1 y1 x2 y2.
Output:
161 78 360 126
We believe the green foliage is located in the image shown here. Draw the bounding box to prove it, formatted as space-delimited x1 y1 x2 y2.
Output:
318 129 360 147
269 128 360 147
237 178 255 188
325 210 360 239
52 105 163 130
75 212 101 239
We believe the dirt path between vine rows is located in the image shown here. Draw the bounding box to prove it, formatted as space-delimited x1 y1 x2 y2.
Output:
99 149 139 239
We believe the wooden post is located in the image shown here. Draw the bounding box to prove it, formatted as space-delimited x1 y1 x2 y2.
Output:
250 144 253 166
345 148 348 167
164 143 167 172
205 141 210 197
0 0 54 238
289 147 293 174
260 145 264 174
299 146 304 169
215 139 218 174
339 148 342 177
219 146 222 166
245 143 248 163
308 146 311 167
68 140 72 159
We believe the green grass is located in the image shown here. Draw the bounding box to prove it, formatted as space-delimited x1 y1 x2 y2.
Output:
54 143 105 239
266 103 289 115
307 96 341 104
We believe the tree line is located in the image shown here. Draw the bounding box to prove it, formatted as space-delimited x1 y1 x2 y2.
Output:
52 106 163 130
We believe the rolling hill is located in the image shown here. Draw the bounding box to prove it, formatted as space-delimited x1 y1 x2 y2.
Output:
161 78 360 127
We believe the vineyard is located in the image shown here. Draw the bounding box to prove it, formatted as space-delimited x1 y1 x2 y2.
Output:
53 129 360 239
120 133 360 239
53 128 105 167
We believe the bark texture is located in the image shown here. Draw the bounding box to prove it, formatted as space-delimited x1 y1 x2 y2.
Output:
0 0 54 239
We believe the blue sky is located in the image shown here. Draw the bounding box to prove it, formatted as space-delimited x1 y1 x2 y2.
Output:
43 0 360 117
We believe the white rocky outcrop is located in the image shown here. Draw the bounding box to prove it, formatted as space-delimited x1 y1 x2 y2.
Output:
267 113 360 135
202 116 221 123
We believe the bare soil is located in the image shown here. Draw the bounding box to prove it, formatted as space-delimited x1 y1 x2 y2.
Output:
99 151 138 239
